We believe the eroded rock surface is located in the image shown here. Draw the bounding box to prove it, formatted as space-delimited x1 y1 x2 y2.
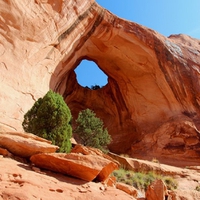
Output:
0 157 134 200
0 132 131 199
0 131 200 200
0 132 58 157
30 151 118 182
71 144 120 165
116 182 138 198
1 0 200 165
146 180 168 200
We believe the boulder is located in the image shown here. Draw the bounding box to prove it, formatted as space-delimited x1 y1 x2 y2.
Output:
116 182 138 198
30 152 118 182
71 144 120 166
146 179 168 200
0 132 59 157
0 147 10 157
105 176 117 187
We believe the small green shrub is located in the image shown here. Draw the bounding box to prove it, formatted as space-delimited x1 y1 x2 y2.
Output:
151 158 160 163
74 108 111 153
22 90 72 153
195 185 200 192
163 176 178 190
112 168 178 191
90 85 101 90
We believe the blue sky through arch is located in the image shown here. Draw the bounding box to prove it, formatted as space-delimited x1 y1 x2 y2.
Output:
75 60 108 88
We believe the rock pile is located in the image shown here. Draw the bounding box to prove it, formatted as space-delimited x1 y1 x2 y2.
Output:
0 132 118 182
0 131 136 199
1 131 200 199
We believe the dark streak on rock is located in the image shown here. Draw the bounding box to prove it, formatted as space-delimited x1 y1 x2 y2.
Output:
154 37 200 112
56 3 103 44
54 3 105 92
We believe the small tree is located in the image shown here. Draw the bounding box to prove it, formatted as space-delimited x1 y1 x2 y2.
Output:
90 85 101 90
22 90 72 153
74 108 111 152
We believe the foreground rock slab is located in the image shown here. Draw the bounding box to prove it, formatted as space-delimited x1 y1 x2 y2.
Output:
0 132 59 157
71 144 120 165
30 152 118 182
0 157 135 200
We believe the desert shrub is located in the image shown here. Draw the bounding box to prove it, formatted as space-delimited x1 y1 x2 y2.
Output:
112 168 178 191
151 158 160 163
120 154 130 158
195 185 200 192
90 85 101 90
163 176 178 190
74 108 111 153
22 90 72 153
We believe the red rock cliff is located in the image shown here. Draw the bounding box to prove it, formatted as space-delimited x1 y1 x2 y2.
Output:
1 0 200 165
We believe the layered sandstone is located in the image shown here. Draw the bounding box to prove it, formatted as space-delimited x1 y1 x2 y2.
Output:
0 157 134 200
30 152 118 182
1 131 200 199
0 132 59 157
1 0 200 165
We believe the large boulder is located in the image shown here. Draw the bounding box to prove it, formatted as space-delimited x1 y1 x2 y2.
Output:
146 180 168 200
0 132 59 157
71 144 120 165
1 0 200 164
30 152 118 182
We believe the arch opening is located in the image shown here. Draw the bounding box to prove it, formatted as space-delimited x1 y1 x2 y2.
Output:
74 59 108 89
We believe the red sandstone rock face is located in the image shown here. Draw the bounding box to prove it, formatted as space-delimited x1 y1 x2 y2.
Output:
0 157 135 200
0 132 58 157
0 132 133 199
116 182 138 198
30 152 118 182
71 144 120 166
146 180 168 200
1 130 200 200
1 0 200 165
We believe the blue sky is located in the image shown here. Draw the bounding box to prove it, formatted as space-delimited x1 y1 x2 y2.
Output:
75 0 200 87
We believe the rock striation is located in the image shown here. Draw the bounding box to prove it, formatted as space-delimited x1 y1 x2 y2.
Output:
30 151 118 182
0 131 125 199
0 132 59 157
0 156 134 200
0 0 200 165
0 131 118 182
146 180 168 200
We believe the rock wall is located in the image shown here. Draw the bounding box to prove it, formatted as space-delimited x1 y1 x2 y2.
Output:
1 0 200 165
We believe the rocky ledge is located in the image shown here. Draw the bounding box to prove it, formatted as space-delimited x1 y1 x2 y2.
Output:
1 131 200 200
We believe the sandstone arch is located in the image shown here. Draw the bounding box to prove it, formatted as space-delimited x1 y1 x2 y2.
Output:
1 0 200 165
